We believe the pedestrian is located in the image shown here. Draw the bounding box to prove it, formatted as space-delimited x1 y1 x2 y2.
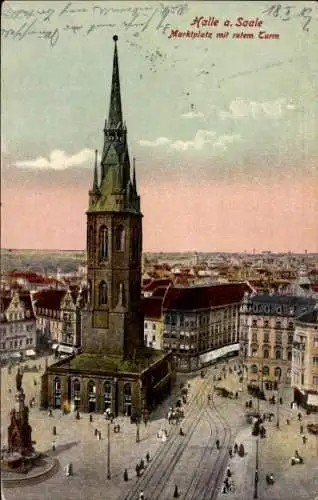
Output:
229 447 232 458
52 425 56 436
302 435 307 444
234 443 238 453
146 452 150 463
139 491 144 500
298 412 302 422
123 468 128 481
300 424 303 434
227 466 231 477
136 463 140 477
98 431 101 440
52 440 56 452
89 414 93 423
173 484 179 498
94 428 98 436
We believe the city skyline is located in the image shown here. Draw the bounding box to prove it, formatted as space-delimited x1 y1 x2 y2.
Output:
2 1 318 253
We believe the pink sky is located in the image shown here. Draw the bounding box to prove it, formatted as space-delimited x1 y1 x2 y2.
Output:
3 179 317 253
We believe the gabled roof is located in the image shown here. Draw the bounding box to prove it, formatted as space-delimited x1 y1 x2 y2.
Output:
0 292 35 321
163 282 251 311
142 296 163 319
33 289 66 311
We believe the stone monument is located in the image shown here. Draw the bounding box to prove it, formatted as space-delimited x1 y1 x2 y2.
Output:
7 368 34 457
2 368 38 471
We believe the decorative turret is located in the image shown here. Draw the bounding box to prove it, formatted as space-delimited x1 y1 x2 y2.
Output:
89 150 101 207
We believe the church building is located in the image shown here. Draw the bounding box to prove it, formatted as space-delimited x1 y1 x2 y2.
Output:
40 36 175 420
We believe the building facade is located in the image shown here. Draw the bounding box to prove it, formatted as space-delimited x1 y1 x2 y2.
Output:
143 296 164 350
0 292 36 362
41 36 175 419
292 308 318 410
162 282 250 372
33 288 84 347
240 293 316 387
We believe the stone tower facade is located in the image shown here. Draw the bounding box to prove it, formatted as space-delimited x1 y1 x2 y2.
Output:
82 36 144 358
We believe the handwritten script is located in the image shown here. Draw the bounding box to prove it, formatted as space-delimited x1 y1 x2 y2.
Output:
262 3 314 31
1 1 189 47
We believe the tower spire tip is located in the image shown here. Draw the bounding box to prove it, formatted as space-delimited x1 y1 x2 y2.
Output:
113 35 118 42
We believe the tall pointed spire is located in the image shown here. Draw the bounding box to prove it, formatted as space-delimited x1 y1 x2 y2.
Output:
108 35 123 127
93 149 98 191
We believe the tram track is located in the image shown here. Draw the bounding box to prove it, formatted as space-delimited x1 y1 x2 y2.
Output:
124 375 213 500
176 384 232 500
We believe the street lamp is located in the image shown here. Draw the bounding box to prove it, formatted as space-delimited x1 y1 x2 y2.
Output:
136 416 140 443
106 420 111 479
276 374 281 429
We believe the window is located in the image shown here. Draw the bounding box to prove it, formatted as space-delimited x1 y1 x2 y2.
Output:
275 350 281 360
114 225 125 251
263 333 269 343
1 342 5 349
276 320 281 329
252 319 257 327
312 356 318 365
99 226 108 259
144 322 148 329
152 335 156 342
263 349 269 359
275 367 282 380
132 226 139 260
264 320 269 328
313 376 318 386
263 366 269 376
288 334 294 344
99 281 108 305
314 337 318 348
287 351 292 361
252 333 258 343
288 322 294 330
152 324 156 330
251 365 258 373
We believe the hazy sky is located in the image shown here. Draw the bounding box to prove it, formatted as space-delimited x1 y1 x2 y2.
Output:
2 0 318 252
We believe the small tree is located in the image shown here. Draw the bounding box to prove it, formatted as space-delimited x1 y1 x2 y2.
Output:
238 443 245 457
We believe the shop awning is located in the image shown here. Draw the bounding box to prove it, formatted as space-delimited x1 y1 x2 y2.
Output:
307 394 318 406
10 352 21 359
25 349 36 357
58 344 74 355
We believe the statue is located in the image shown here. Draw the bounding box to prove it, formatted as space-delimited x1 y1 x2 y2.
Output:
16 368 23 391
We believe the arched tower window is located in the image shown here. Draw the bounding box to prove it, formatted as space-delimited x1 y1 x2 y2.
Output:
99 281 108 305
88 226 94 259
132 226 139 260
99 226 108 259
115 225 125 251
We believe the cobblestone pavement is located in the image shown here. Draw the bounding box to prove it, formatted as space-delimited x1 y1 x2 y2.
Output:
2 358 318 500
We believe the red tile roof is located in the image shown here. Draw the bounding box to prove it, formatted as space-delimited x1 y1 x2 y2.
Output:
163 282 252 311
33 290 66 311
6 272 60 285
152 286 171 298
143 278 173 293
142 296 163 319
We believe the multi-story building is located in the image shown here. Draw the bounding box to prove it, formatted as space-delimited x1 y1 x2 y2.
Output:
240 293 316 387
292 307 318 410
143 296 164 350
33 287 85 348
162 282 251 371
0 291 36 362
